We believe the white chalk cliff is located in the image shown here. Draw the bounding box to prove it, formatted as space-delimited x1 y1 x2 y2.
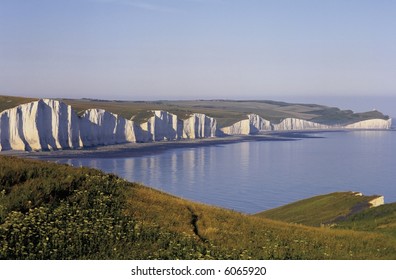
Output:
272 118 331 131
182 113 217 139
369 196 385 208
0 99 80 151
220 116 392 135
79 109 136 146
136 111 217 142
220 118 250 135
248 114 273 133
0 100 218 151
138 110 180 142
220 114 272 135
0 99 392 151
344 119 392 129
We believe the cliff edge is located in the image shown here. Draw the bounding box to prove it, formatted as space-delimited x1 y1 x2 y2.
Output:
0 99 392 151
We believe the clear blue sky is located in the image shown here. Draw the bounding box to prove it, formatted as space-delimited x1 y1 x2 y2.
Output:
0 0 395 115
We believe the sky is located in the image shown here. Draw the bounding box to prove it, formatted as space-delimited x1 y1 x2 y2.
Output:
0 0 395 116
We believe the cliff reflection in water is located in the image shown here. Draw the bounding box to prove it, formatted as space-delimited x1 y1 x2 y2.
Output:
60 131 396 213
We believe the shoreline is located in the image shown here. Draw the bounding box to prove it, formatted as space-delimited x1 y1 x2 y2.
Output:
3 133 306 159
1 128 395 213
2 129 392 159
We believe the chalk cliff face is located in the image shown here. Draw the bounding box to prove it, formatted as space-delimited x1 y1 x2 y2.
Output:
138 110 180 142
221 116 392 135
220 114 272 135
0 100 141 151
0 99 80 151
79 109 136 146
0 99 392 151
0 101 220 151
345 119 392 129
220 118 250 135
273 117 393 131
248 114 272 133
273 118 331 131
182 113 217 139
138 111 217 141
369 196 385 208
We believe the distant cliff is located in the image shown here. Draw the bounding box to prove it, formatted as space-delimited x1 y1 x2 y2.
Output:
220 114 271 135
272 118 331 131
182 113 217 139
79 108 136 146
221 115 391 135
0 99 392 151
345 119 392 130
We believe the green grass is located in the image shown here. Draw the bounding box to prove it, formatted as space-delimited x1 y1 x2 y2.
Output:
0 95 38 113
0 94 389 127
335 203 396 238
310 109 390 126
1 156 396 259
255 192 380 227
0 156 216 259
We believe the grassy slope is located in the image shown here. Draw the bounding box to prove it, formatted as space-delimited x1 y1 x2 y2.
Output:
255 192 380 227
263 191 396 239
335 203 396 238
0 95 38 112
1 156 396 259
0 95 389 127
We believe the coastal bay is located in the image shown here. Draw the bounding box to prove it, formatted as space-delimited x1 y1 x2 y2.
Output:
14 129 396 214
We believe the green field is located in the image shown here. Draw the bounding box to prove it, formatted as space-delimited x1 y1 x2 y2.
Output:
0 95 38 113
0 94 389 127
255 192 381 227
1 156 396 260
335 203 396 238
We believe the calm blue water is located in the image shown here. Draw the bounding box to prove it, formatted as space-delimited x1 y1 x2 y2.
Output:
57 130 396 213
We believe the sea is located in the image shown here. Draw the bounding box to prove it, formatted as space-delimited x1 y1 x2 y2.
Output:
55 129 396 214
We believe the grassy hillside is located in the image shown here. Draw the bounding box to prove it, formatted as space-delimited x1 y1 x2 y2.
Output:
255 192 381 227
1 156 396 259
0 95 38 113
335 203 396 238
0 94 389 127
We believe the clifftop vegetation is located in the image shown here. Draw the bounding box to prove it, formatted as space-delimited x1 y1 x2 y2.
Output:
255 192 382 226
